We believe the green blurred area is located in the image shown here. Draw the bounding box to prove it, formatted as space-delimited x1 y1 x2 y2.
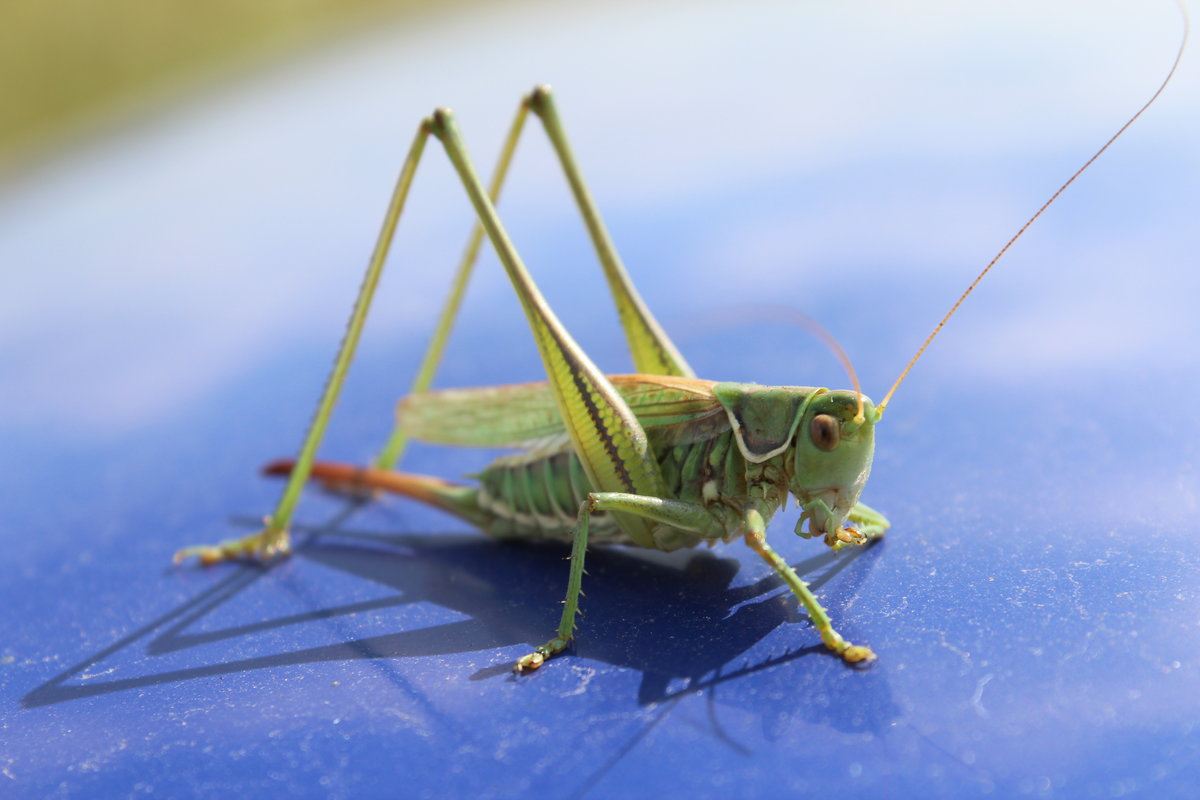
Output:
0 0 462 174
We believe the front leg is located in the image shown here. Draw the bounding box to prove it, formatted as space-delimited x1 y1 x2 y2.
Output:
844 501 889 545
796 498 890 551
829 500 891 551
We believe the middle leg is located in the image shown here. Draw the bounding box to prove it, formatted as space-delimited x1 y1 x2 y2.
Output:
743 507 875 664
515 492 725 672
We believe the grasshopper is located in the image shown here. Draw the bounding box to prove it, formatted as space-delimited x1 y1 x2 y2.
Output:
175 25 1183 671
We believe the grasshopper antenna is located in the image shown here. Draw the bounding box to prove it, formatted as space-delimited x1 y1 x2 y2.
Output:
876 1 1189 417
702 303 866 422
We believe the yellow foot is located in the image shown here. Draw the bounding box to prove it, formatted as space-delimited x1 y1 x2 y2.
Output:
173 524 292 566
841 644 877 664
819 626 877 665
513 637 568 674
827 524 868 551
514 649 547 673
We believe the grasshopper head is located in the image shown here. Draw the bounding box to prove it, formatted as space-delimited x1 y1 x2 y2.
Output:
712 382 878 541
790 390 878 541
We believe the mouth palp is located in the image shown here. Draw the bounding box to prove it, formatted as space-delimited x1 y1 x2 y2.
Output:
793 488 852 540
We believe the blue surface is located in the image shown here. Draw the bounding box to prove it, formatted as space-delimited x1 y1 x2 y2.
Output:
3 2 1199 797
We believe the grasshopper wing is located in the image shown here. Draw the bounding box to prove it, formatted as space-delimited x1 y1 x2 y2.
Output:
399 374 724 449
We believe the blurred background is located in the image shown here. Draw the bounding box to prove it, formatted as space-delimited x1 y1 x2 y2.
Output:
2 1 1198 797
1 0 473 176
4 0 1195 443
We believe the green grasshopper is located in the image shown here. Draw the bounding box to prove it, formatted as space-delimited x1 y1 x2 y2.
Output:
175 32 1183 671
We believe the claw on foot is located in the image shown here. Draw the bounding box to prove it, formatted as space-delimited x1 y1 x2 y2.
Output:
819 626 877 666
173 524 292 566
514 649 547 673
828 524 867 550
842 644 877 664
513 637 568 674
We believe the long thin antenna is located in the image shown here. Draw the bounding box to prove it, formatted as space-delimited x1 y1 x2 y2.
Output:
876 1 1189 417
701 303 867 421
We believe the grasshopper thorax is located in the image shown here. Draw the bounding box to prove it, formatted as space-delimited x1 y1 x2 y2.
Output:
713 383 877 540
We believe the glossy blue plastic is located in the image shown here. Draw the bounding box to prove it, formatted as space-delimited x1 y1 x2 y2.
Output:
2 3 1199 797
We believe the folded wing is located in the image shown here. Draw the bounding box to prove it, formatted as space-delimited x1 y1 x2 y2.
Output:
399 374 725 450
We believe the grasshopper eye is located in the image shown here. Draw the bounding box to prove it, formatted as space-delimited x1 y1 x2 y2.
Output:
810 414 840 452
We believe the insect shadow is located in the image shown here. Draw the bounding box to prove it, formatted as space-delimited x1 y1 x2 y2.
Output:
24 503 896 734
